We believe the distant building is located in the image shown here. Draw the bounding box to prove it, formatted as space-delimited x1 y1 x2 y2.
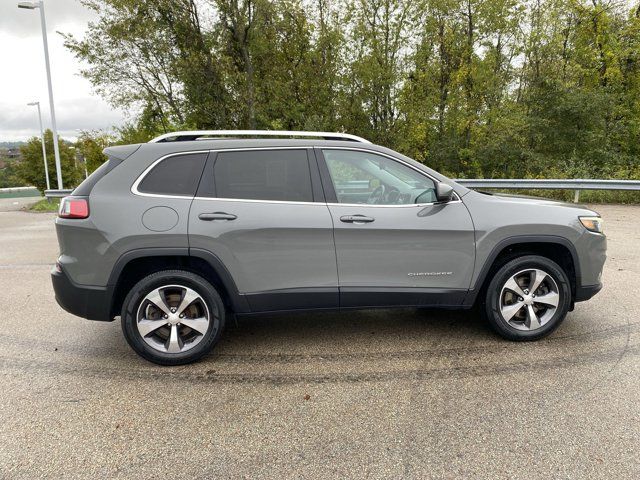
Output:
0 145 24 163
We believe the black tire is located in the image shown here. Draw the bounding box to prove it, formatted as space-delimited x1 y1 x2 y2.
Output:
121 270 225 365
484 255 571 341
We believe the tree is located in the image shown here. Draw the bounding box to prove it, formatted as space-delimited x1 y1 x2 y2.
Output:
339 0 417 146
64 0 229 130
16 130 83 192
63 0 640 182
76 130 113 174
0 161 20 188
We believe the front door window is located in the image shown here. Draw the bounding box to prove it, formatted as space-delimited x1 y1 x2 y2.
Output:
323 150 436 205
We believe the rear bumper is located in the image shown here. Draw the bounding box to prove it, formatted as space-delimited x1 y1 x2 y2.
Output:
51 266 113 321
575 282 603 302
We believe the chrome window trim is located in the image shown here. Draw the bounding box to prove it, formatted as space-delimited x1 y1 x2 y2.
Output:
326 196 461 208
131 146 461 207
189 196 460 208
131 150 211 199
131 147 311 200
192 197 327 206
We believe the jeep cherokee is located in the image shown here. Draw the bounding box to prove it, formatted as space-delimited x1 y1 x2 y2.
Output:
51 130 606 365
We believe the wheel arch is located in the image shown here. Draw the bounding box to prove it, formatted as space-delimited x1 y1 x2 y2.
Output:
466 236 580 307
108 248 249 318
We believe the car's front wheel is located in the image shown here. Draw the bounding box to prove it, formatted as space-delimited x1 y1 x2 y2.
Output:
485 255 571 341
121 270 225 365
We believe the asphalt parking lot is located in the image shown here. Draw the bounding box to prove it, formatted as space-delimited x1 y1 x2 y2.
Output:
0 204 638 479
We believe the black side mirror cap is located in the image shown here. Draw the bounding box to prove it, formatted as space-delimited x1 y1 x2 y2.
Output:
435 182 454 203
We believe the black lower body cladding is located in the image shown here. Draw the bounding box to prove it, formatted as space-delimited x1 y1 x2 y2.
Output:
51 266 113 321
574 283 603 302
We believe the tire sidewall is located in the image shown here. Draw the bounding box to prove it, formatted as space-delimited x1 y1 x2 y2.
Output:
485 255 571 340
121 270 225 365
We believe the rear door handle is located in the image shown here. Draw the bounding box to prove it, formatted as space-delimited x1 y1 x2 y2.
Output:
198 212 237 221
340 215 375 224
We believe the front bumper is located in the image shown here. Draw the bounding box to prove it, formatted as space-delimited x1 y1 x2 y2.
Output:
575 282 603 302
51 266 113 321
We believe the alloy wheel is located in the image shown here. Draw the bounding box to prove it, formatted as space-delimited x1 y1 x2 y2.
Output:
499 269 560 331
136 285 213 353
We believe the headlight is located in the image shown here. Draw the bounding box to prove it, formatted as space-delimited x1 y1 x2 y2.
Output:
579 216 604 234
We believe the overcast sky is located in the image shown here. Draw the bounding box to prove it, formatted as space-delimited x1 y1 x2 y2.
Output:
0 0 125 142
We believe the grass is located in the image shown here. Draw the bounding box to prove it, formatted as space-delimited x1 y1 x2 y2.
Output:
29 198 60 212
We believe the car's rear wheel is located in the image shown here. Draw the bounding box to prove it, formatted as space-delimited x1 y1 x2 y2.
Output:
121 270 225 365
485 255 571 341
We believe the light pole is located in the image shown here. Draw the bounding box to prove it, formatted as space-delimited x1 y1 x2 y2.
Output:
18 0 63 189
27 101 51 190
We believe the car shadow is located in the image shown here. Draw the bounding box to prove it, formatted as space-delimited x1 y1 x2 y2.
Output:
214 307 490 355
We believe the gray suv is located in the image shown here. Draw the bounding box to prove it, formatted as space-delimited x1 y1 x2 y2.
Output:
51 130 606 365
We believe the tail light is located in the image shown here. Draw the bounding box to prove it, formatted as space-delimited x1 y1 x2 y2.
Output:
58 197 89 219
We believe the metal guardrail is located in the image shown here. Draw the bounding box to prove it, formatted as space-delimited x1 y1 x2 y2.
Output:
454 179 640 190
44 189 73 199
455 179 640 202
43 179 640 202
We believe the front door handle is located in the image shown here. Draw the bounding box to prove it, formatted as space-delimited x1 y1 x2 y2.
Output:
198 212 237 221
340 215 375 224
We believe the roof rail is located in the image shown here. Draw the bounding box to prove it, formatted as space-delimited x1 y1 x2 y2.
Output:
148 130 371 144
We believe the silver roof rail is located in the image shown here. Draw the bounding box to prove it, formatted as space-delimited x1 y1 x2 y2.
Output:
148 130 371 144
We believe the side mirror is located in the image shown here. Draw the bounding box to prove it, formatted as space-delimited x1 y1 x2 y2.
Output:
435 182 454 203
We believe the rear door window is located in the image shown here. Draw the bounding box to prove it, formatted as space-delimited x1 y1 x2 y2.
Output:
212 149 313 202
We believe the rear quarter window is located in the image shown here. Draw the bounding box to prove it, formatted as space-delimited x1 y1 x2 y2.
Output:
137 153 208 196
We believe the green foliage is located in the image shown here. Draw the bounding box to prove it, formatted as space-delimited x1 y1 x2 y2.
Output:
114 116 165 145
0 161 21 188
63 0 640 185
29 198 60 212
16 130 83 192
76 130 113 174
